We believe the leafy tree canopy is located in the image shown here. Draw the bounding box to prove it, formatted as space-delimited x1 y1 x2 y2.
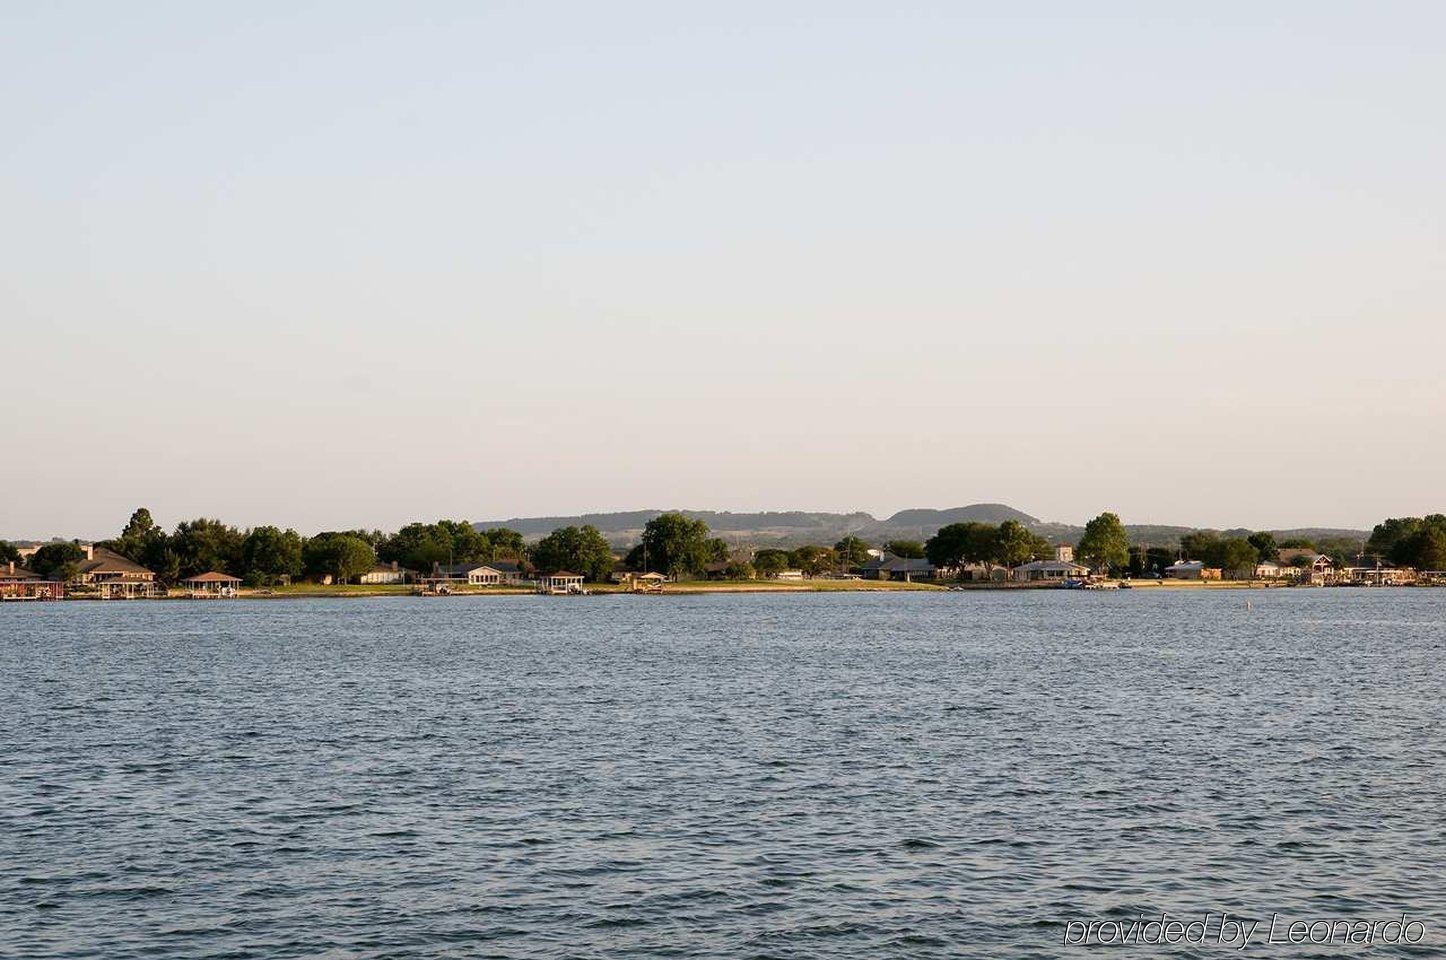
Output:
1247 531 1279 563
531 525 614 582
833 535 872 567
884 539 925 559
639 512 713 578
1076 512 1130 573
304 532 377 584
787 545 837 576
995 521 1050 567
29 542 87 581
241 526 305 586
170 518 244 579
752 549 792 577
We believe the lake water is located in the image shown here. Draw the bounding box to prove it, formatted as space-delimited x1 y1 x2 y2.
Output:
3 590 1444 958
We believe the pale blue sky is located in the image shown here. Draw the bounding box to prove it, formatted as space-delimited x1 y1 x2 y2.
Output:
3 2 1443 538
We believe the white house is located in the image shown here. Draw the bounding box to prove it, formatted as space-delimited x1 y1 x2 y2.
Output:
432 560 529 585
359 561 417 585
1254 560 1285 579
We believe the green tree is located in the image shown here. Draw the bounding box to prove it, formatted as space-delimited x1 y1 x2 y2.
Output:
724 560 756 580
1412 526 1446 570
639 512 713 578
109 507 160 561
957 523 1006 576
1180 531 1225 568
1366 518 1419 562
995 520 1048 567
481 526 526 561
752 549 791 578
531 525 614 582
834 535 872 568
1247 531 1279 563
0 540 20 565
884 539 925 559
29 542 87 581
303 532 377 584
926 522 1003 576
240 526 305 586
788 545 836 577
1219 538 1259 578
1077 512 1130 574
170 518 244 578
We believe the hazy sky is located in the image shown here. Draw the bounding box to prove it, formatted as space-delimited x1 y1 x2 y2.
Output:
3 2 1443 539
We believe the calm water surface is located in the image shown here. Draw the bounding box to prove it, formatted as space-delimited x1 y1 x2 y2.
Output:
2 590 1444 958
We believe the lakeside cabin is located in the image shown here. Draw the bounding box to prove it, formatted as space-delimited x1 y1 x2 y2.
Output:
1 561 64 601
182 571 241 598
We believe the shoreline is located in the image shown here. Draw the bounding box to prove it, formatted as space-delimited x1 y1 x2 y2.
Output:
8 578 1422 603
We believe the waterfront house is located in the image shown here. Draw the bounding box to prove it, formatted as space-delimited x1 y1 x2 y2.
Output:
75 546 159 598
1164 560 1204 579
1305 553 1336 585
860 555 937 582
1277 552 1337 584
1254 560 1286 579
359 561 417 585
431 560 529 585
1343 565 1415 586
182 571 241 598
0 562 64 600
949 561 1008 582
1011 559 1091 582
774 569 806 581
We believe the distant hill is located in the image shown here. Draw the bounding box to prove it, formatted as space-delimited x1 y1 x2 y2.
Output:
479 503 1037 547
475 506 1368 549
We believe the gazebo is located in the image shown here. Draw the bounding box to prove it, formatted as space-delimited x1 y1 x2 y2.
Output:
538 571 586 594
182 571 242 598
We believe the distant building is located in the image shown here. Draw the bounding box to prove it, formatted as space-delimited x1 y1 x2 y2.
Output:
938 561 1007 582
74 546 159 599
774 569 805 581
1 561 64 600
1303 553 1336 584
1012 559 1091 582
859 555 936 582
1254 560 1286 579
1343 565 1414 586
1054 545 1075 563
1164 560 1205 580
359 561 417 585
431 560 529 585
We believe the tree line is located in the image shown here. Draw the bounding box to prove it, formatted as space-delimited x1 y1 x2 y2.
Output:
6 508 1438 587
